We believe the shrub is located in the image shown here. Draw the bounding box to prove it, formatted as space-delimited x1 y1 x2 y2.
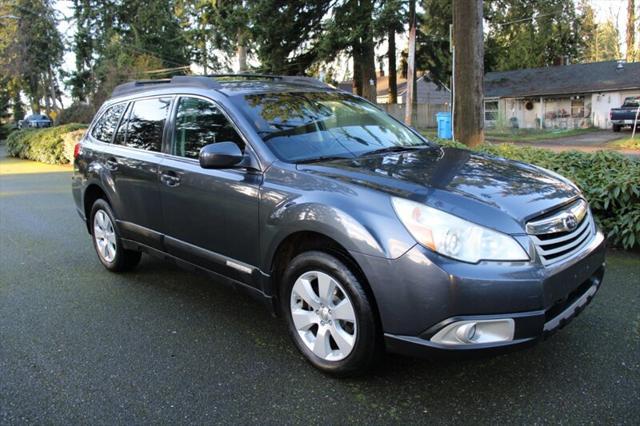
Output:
6 124 87 165
0 122 16 140
57 103 95 125
436 139 640 250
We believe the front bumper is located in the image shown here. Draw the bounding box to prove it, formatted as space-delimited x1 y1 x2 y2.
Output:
351 230 606 357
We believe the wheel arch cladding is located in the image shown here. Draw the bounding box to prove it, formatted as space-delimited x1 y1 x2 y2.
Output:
83 184 110 231
268 231 383 330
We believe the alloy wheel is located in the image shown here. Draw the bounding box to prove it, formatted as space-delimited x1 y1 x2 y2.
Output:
93 210 117 263
290 270 357 361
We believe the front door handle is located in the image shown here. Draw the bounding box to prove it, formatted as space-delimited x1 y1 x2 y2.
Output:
105 157 119 171
161 171 181 187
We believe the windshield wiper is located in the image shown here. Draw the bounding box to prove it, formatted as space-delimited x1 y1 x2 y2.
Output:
295 155 355 164
359 145 428 157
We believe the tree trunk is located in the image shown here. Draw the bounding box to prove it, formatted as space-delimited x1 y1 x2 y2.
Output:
627 0 636 62
237 29 248 72
404 0 416 125
388 28 398 104
361 40 377 102
201 22 208 74
360 0 377 102
453 0 484 147
352 45 363 96
237 45 247 72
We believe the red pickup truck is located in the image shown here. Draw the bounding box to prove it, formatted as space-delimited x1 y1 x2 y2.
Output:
610 96 640 132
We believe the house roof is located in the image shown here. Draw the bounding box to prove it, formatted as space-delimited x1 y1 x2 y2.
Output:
485 60 640 98
338 75 450 104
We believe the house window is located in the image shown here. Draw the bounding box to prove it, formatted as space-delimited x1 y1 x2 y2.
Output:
484 100 499 123
571 98 585 118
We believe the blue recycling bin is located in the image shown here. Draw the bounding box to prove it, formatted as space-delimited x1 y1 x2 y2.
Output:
436 112 452 139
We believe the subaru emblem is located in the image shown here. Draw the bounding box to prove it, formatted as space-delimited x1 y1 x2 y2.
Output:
563 214 578 231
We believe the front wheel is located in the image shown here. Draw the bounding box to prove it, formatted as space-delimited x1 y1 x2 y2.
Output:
90 199 141 272
280 251 381 376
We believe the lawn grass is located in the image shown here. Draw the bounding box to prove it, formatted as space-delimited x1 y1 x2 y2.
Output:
484 127 598 142
608 137 640 150
419 127 599 143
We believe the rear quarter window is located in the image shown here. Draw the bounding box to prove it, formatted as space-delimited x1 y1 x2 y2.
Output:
121 97 172 152
91 103 127 143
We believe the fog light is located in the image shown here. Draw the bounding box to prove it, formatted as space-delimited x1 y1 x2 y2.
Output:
455 322 477 343
431 319 515 345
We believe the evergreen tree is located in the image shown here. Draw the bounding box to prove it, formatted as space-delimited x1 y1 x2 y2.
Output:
485 0 582 71
0 0 64 116
375 0 405 103
69 0 190 106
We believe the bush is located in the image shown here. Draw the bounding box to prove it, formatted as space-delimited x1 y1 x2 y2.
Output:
6 124 87 165
436 139 640 250
57 103 95 125
0 122 16 140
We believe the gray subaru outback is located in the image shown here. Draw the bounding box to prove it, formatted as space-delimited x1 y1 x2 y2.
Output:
72 75 606 375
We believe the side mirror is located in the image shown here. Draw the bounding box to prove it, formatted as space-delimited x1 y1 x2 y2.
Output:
199 142 244 169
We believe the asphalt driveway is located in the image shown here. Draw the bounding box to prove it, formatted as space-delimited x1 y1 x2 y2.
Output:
1 152 639 424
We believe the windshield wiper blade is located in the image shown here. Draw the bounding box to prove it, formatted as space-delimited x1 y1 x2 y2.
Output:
295 155 355 164
360 145 427 156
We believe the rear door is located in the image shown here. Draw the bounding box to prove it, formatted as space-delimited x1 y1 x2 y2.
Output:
106 96 173 249
158 95 262 284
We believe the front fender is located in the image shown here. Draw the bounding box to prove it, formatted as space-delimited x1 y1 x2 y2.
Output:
259 169 417 273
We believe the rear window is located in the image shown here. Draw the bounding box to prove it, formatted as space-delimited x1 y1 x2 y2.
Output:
119 98 172 152
622 97 639 108
91 104 126 143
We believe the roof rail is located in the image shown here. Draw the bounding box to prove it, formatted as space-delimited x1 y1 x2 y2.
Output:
111 76 221 98
110 73 333 98
205 73 333 89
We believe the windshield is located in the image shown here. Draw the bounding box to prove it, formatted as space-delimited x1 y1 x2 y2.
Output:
232 91 430 163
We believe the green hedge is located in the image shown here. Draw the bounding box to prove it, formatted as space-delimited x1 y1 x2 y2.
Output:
437 140 640 250
6 124 87 165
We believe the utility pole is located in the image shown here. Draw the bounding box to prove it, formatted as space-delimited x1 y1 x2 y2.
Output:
453 0 485 147
404 0 416 125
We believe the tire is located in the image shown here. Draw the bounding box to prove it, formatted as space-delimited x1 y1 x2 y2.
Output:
90 199 141 272
280 251 381 376
612 124 621 132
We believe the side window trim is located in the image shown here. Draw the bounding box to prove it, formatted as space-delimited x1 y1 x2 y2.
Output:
88 101 127 144
168 94 261 170
112 101 131 145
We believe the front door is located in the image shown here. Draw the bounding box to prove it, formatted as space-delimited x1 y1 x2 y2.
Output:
159 96 262 285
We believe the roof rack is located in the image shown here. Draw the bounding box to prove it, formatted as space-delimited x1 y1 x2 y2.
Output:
110 73 333 98
111 76 221 98
205 73 333 89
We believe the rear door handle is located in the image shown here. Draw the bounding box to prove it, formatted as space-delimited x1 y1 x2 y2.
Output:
161 171 181 187
105 157 119 171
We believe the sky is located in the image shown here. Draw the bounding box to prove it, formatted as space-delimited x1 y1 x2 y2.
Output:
53 0 634 103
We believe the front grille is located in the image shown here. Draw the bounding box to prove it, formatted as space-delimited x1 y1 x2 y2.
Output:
528 201 595 265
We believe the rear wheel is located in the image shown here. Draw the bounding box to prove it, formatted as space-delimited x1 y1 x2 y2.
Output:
281 251 381 376
90 199 141 272
612 124 621 132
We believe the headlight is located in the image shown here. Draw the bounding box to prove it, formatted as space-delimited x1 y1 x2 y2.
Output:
391 197 529 263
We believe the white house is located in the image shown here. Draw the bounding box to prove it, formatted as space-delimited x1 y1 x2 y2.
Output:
484 60 640 130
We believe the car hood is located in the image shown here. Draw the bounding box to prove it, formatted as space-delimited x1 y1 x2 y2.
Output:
298 146 581 232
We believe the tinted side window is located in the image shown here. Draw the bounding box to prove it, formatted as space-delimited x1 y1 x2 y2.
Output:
91 103 126 143
124 98 171 152
173 97 245 159
113 103 132 146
